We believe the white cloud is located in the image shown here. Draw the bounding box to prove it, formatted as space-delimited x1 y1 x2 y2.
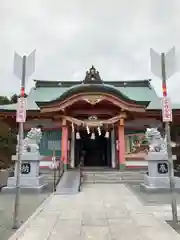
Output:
0 0 180 102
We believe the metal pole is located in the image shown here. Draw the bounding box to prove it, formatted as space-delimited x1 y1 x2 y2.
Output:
53 149 56 192
161 53 178 224
12 56 26 229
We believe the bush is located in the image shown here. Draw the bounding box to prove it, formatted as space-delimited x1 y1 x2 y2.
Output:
0 121 16 169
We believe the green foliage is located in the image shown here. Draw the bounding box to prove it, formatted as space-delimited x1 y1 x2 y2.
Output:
0 94 24 169
0 122 16 169
0 96 10 105
0 93 28 105
10 93 28 103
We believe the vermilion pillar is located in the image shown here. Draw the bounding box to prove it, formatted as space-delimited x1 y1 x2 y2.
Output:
61 120 68 170
118 118 125 170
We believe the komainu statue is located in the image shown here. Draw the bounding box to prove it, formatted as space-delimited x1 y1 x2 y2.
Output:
145 128 167 153
17 127 42 154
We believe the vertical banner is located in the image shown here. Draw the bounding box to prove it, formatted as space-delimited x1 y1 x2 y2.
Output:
162 97 172 122
16 97 27 123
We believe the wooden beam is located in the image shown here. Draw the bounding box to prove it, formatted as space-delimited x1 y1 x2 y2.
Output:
69 109 115 117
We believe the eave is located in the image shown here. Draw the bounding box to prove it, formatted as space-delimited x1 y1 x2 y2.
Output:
37 92 147 114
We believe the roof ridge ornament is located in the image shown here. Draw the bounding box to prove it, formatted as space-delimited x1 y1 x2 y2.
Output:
83 66 102 84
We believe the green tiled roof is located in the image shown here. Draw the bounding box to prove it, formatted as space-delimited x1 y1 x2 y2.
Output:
147 98 180 110
0 79 180 111
0 87 69 111
116 86 158 102
0 103 17 111
37 84 150 107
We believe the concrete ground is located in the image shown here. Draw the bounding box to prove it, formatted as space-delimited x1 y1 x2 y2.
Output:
8 184 180 240
0 193 49 240
128 183 180 205
0 170 54 240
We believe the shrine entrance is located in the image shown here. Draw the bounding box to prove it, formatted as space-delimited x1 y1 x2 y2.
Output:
75 129 111 167
37 67 147 170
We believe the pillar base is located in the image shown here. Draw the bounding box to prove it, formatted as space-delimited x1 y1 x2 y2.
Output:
119 164 125 171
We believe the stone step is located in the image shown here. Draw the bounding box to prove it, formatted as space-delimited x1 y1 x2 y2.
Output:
83 179 143 183
42 170 145 183
83 174 144 179
83 171 145 176
83 176 144 181
82 171 145 183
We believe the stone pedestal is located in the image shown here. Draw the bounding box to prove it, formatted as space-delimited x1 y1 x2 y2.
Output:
0 170 9 187
140 152 180 192
2 152 47 193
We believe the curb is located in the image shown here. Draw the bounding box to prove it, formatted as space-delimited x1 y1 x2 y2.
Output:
8 193 55 240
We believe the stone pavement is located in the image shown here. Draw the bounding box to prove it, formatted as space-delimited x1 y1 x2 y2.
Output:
0 193 50 240
9 184 180 240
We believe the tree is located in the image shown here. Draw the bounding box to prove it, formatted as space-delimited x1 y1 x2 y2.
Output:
10 93 28 103
0 122 16 169
0 93 28 106
0 96 11 105
10 94 18 104
0 94 22 169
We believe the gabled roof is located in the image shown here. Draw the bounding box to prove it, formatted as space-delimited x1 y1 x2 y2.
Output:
0 82 158 111
0 66 179 112
36 83 149 107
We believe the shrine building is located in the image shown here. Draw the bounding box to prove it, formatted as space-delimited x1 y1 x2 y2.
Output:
1 66 180 169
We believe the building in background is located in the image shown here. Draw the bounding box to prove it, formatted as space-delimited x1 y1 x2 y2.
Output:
1 66 180 169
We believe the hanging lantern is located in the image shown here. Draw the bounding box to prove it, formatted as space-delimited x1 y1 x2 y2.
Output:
76 131 80 139
91 132 95 140
97 126 101 136
86 125 90 135
105 131 109 139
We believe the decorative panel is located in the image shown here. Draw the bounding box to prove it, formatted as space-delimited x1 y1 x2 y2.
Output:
125 130 147 154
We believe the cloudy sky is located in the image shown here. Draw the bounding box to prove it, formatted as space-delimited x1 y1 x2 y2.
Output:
0 0 180 101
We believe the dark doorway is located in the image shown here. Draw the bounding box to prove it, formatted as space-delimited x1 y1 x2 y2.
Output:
75 130 111 167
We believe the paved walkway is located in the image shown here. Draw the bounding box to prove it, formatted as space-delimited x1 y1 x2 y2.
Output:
9 184 180 240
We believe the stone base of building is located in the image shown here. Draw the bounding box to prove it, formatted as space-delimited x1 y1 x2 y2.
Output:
140 175 180 193
2 176 47 193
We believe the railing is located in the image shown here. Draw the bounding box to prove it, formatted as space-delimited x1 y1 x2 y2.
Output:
79 159 84 191
50 157 64 192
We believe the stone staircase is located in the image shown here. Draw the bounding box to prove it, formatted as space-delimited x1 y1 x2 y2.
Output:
40 168 146 184
82 170 145 184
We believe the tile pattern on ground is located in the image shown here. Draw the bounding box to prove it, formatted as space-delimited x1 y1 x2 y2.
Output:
9 184 180 240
